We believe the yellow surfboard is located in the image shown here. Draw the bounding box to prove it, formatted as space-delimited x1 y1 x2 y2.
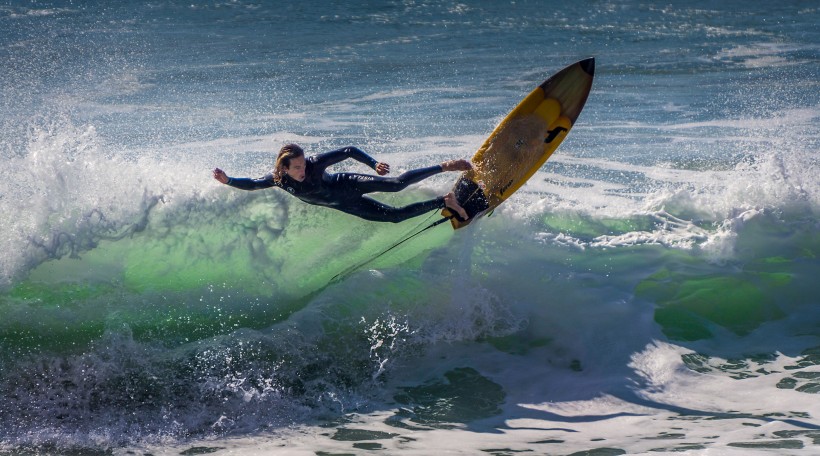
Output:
444 58 595 229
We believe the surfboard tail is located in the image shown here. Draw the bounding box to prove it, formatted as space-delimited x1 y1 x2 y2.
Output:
443 175 490 228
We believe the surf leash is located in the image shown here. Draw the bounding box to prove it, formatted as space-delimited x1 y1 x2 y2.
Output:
329 213 454 283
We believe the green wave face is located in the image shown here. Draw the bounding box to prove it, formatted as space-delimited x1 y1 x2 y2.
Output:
0 194 453 354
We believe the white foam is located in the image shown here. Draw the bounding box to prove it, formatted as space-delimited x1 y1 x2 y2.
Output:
714 42 813 68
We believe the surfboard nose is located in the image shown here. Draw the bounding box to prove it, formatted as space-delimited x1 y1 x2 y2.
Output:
580 57 595 76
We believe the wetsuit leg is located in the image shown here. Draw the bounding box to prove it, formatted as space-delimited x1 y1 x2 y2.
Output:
334 165 443 194
337 195 445 223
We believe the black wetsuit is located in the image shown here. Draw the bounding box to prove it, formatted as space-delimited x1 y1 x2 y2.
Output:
225 146 446 223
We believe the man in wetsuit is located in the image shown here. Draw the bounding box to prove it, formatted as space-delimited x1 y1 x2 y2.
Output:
213 143 470 223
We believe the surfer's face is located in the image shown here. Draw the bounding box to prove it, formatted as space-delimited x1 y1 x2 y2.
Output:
285 156 307 182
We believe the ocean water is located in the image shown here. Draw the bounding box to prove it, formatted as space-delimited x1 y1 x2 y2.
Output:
1 1 818 454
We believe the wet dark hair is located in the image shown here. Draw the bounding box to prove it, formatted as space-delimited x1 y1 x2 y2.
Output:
273 143 304 184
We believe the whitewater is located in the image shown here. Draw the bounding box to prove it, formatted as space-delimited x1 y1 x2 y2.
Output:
1 1 818 455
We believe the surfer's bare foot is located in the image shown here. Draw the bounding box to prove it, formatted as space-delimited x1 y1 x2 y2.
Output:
444 192 469 220
441 159 472 172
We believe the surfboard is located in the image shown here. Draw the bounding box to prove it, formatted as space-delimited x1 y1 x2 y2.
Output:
443 58 595 229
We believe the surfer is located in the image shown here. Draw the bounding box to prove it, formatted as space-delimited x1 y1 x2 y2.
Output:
213 144 471 223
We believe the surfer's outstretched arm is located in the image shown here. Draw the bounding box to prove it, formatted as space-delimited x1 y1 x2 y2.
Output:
213 168 275 190
334 158 472 194
311 146 390 175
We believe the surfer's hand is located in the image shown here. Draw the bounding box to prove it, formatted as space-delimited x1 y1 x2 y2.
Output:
213 168 229 184
441 159 472 172
444 192 469 221
375 162 390 175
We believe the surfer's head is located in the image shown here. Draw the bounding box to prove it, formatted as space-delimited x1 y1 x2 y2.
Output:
274 143 306 183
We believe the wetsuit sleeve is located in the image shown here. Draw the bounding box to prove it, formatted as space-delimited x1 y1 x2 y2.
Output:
311 146 379 172
225 174 276 191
